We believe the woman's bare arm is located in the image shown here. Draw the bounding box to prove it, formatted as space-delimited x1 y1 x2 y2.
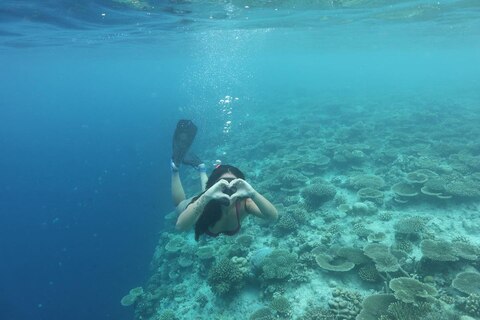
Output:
246 192 278 221
175 179 230 231
175 193 211 231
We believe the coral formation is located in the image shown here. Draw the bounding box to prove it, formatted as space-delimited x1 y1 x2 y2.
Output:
196 245 215 260
452 272 480 295
131 98 480 320
421 239 459 262
315 254 355 272
120 287 144 307
356 294 396 320
328 288 362 320
207 258 245 296
389 277 437 304
261 249 297 280
348 174 385 190
301 181 337 209
463 294 480 318
357 188 384 204
270 294 291 316
249 307 275 320
165 236 186 253
387 301 432 319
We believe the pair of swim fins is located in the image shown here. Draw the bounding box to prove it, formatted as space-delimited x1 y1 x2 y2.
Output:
172 119 203 167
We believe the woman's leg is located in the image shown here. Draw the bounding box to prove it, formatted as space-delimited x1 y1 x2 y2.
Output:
198 163 208 191
171 163 186 206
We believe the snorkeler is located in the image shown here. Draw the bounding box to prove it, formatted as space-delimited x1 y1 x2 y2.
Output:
171 120 278 241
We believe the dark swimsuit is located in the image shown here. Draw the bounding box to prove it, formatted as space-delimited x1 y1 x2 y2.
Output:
205 201 242 237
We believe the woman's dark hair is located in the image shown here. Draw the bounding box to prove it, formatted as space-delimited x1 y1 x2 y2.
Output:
192 164 245 241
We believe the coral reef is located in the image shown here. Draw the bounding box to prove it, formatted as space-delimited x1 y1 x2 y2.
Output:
207 258 245 296
389 277 437 304
301 181 337 209
130 97 480 320
261 249 297 280
452 272 480 295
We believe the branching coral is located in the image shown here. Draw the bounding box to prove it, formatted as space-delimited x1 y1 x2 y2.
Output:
207 258 245 296
358 264 381 283
275 213 297 234
301 181 337 209
394 216 427 235
261 249 297 280
387 301 432 319
249 307 275 320
270 294 291 316
464 294 480 318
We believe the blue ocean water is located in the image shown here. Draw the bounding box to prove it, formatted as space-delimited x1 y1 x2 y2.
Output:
1 1 480 320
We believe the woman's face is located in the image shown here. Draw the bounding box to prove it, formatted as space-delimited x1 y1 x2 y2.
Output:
218 172 237 183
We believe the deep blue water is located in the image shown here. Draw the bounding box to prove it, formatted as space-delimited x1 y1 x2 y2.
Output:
1 1 480 320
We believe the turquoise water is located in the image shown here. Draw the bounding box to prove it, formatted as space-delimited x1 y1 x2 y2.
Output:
1 1 480 320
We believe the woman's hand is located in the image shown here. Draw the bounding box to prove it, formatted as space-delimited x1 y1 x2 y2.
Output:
204 179 231 205
229 179 256 201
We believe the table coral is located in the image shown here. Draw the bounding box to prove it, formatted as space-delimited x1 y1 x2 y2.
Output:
452 272 480 295
389 277 437 304
420 239 458 262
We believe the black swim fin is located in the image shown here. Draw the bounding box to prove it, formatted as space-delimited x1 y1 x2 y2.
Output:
172 120 197 167
183 152 203 168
